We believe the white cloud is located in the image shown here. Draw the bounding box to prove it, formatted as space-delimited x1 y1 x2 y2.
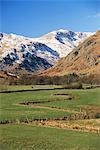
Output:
88 13 100 18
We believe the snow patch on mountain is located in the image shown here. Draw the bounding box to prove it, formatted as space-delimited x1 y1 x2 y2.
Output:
34 29 94 57
0 29 94 72
0 33 59 66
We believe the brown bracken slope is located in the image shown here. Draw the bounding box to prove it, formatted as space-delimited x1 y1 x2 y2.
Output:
39 31 100 77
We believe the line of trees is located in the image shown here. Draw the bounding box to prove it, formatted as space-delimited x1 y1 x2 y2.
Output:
13 73 80 85
0 72 100 85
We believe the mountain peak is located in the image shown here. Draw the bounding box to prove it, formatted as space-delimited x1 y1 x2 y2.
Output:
40 31 100 77
52 29 69 33
0 29 94 74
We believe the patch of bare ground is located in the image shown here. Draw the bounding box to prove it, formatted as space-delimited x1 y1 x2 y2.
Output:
30 119 100 133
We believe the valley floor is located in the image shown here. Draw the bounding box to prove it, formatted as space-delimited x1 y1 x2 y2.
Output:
0 85 100 150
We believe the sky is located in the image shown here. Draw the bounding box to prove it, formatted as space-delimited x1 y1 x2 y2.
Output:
0 0 100 38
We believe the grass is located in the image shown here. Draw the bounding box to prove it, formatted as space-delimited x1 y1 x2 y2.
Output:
0 85 100 149
0 87 100 122
0 89 73 122
0 124 100 150
31 88 100 112
0 85 61 92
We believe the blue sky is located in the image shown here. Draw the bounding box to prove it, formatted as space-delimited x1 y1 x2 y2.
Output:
0 0 100 37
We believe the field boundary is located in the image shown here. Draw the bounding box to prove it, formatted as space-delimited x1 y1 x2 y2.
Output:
0 87 62 93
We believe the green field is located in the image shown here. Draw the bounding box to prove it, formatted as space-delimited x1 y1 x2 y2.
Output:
0 85 100 149
0 124 100 150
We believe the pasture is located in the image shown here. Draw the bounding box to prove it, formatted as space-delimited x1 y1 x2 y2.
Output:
0 85 100 149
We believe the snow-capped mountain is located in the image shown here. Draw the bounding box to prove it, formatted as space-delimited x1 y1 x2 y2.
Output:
0 29 94 73
34 29 94 57
40 31 100 77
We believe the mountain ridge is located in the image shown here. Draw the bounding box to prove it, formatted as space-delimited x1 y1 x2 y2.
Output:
0 29 93 73
39 31 100 77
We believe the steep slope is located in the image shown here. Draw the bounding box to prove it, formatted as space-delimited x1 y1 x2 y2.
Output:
0 33 58 73
0 29 93 73
40 31 100 77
